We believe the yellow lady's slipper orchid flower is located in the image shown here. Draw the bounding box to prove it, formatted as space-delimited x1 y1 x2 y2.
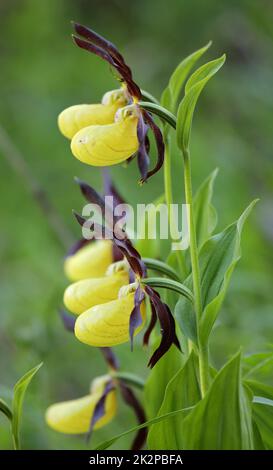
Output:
58 89 128 139
64 240 113 282
63 270 128 316
45 375 116 434
74 292 146 347
70 105 139 167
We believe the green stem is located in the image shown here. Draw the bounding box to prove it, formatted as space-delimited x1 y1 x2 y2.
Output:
183 148 209 396
164 137 187 277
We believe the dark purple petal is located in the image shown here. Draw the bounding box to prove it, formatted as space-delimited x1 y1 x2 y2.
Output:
144 286 181 368
113 236 146 278
102 168 125 208
87 381 115 442
72 23 141 100
73 211 113 239
100 348 119 371
137 115 150 182
129 286 145 350
72 35 115 67
73 22 125 64
143 301 157 346
74 177 106 209
59 309 76 333
140 110 165 183
119 382 147 450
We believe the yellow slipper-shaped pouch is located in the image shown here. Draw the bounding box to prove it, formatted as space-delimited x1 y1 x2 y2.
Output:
74 292 146 347
70 105 139 166
58 89 128 139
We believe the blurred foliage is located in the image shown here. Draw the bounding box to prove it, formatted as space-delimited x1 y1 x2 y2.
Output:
0 0 273 449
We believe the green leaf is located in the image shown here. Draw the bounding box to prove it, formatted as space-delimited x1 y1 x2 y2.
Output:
144 345 183 419
246 380 273 449
147 352 201 449
176 55 226 152
95 404 192 450
193 168 218 248
12 362 43 450
141 277 193 302
175 297 197 343
175 201 257 344
0 397 13 422
161 42 212 112
182 353 254 449
243 351 273 384
199 200 258 344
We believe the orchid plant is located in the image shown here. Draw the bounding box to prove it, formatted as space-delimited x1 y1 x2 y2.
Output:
2 22 272 451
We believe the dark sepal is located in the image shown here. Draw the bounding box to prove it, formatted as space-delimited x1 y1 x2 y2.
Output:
100 347 119 371
102 168 125 208
140 110 165 182
144 286 181 368
73 22 126 69
143 301 157 346
129 286 145 351
113 236 146 278
72 210 113 239
59 309 76 333
87 380 115 443
137 114 150 182
72 23 141 99
119 382 147 450
74 177 106 209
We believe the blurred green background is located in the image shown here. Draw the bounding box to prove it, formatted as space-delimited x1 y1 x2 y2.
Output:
0 0 273 449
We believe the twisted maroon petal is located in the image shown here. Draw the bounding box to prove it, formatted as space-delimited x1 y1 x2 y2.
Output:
144 285 181 368
87 380 115 442
119 382 147 450
137 114 150 182
100 348 119 371
140 110 165 182
143 301 157 346
72 23 141 99
129 286 145 350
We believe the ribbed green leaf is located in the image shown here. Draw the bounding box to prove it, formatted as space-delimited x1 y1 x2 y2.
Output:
176 55 225 152
174 297 197 343
175 201 257 343
144 345 183 419
147 352 201 449
182 353 254 449
243 351 273 384
161 42 211 111
247 380 273 449
199 200 257 344
95 405 192 450
12 362 43 450
193 168 218 248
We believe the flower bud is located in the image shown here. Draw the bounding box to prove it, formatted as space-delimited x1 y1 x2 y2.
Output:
70 105 139 167
63 270 129 316
74 292 146 347
64 240 113 282
45 375 116 434
58 89 128 139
